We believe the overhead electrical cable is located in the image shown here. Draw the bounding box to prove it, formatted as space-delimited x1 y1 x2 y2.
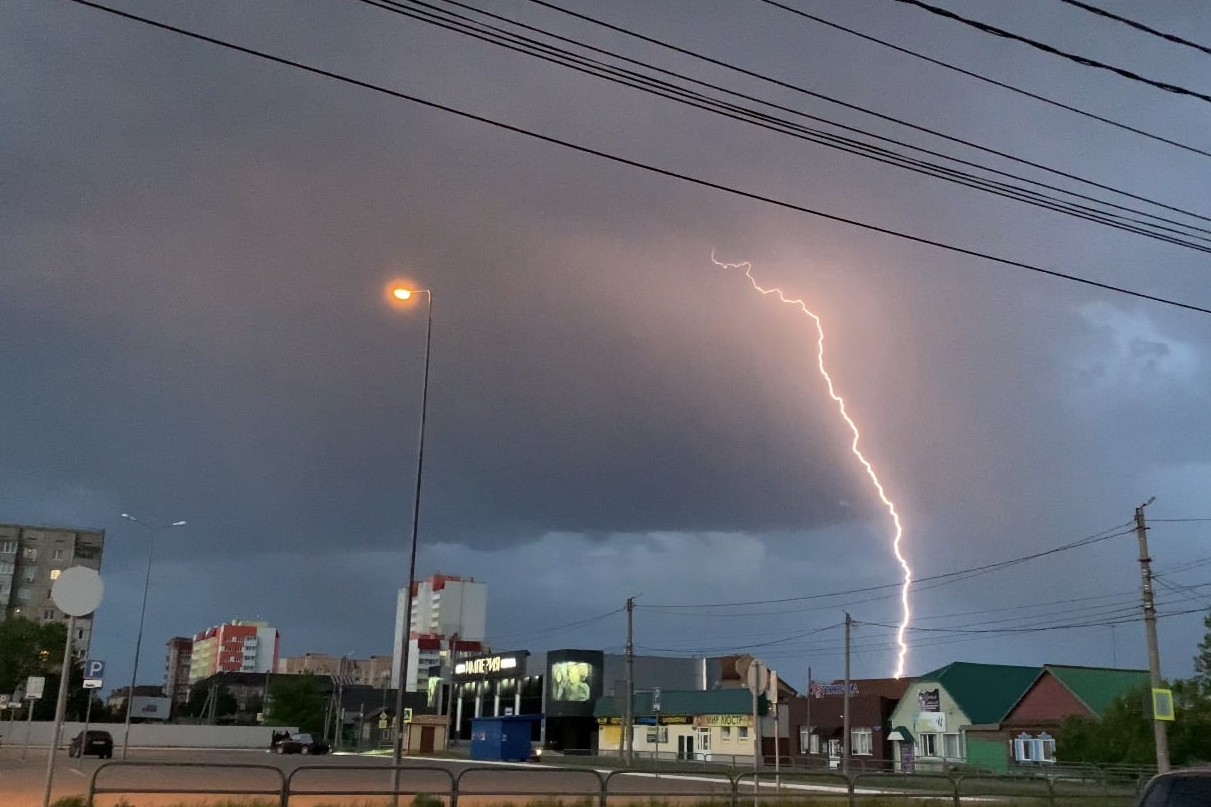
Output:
60 0 1211 318
1057 0 1211 57
888 0 1211 104
752 0 1211 159
358 0 1211 253
515 0 1211 231
645 524 1134 608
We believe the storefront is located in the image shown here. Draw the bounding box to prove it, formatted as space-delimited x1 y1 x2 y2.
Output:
449 651 543 741
595 688 764 762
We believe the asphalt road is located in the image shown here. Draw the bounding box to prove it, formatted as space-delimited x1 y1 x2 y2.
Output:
0 746 748 807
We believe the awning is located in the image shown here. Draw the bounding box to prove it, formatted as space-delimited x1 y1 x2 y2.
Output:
887 725 915 743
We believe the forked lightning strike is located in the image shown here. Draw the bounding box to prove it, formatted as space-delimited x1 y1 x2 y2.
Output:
711 254 913 678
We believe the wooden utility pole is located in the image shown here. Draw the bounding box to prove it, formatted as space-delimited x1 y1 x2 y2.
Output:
843 613 852 777
1135 498 1170 773
624 596 635 765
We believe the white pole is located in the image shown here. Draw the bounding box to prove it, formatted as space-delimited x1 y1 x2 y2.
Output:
41 615 75 807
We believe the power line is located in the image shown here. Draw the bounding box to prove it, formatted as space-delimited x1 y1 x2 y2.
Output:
644 524 1134 609
861 605 1209 635
362 0 1211 253
60 0 1211 318
888 0 1211 105
516 0 1211 233
753 0 1211 159
1057 0 1211 58
484 606 624 642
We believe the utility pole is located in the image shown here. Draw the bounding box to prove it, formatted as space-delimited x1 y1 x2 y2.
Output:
1136 498 1170 773
843 613 852 777
624 596 635 765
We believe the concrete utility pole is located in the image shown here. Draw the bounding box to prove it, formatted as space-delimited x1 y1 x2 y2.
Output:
843 613 852 777
624 596 635 765
1135 498 1170 773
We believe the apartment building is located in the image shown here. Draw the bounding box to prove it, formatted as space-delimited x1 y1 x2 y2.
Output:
164 636 194 704
187 619 279 684
392 573 487 690
0 523 105 655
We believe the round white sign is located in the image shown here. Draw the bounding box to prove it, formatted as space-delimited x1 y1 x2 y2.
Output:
51 566 104 616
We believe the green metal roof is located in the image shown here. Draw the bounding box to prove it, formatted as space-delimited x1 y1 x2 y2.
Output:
594 688 760 717
914 662 1041 724
1044 665 1150 718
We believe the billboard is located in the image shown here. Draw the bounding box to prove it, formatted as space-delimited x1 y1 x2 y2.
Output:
131 696 172 721
545 650 603 717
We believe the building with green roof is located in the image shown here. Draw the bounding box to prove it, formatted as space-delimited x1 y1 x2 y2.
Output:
886 661 1150 774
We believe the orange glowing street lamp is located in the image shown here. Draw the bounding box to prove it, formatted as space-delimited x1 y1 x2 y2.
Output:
387 286 432 786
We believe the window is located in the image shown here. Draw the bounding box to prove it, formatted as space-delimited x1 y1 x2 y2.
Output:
916 732 939 757
49 569 62 580
852 727 873 755
16 587 32 601
799 727 812 753
645 726 668 743
721 727 731 740
23 547 37 560
739 727 749 740
0 561 14 575
0 540 16 554
22 567 37 582
42 609 56 620
943 733 963 759
52 548 65 560
1014 733 1055 764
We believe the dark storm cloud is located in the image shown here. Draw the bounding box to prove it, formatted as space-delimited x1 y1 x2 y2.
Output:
3 0 1210 686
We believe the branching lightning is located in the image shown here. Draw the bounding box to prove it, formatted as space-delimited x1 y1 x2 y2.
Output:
711 253 913 678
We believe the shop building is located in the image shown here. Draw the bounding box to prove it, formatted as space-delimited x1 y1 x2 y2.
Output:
595 688 772 763
447 648 721 751
887 661 1149 773
789 677 909 769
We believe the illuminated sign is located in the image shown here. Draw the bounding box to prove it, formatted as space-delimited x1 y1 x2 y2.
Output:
597 715 693 726
452 653 524 680
697 714 752 727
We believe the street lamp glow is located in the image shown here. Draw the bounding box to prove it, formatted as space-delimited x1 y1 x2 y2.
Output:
392 288 412 301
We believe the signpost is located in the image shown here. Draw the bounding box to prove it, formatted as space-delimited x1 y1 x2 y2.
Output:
42 566 104 807
23 677 44 762
652 687 661 769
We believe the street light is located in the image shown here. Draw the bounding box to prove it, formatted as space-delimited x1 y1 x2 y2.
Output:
388 287 432 791
119 513 186 760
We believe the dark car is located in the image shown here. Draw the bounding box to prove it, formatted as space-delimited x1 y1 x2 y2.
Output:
1137 768 1211 807
274 732 331 755
69 730 114 758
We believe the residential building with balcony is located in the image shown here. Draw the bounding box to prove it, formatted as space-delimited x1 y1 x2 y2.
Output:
187 619 279 684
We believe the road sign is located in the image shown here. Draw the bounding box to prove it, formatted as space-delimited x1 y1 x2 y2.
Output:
26 676 46 700
83 659 105 689
0 694 8 709
379 715 388 730
652 687 661 712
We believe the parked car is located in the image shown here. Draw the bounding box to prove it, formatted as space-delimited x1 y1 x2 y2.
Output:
69 730 114 759
274 732 331 755
1137 768 1211 806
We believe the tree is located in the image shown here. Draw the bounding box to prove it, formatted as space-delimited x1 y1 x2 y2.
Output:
1056 686 1154 765
0 617 66 695
1192 609 1211 695
266 674 324 734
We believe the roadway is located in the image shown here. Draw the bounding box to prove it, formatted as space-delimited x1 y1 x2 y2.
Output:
0 746 751 807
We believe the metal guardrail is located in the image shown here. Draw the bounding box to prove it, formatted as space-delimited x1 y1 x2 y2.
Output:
85 760 1143 807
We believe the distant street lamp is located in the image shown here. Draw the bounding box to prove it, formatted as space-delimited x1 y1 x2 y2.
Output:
387 286 433 794
119 513 186 760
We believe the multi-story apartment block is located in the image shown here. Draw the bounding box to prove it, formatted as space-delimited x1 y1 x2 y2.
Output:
0 523 105 655
164 636 194 704
187 619 279 684
392 573 487 690
276 653 397 687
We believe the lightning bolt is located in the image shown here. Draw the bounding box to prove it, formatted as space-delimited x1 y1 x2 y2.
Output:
711 253 912 678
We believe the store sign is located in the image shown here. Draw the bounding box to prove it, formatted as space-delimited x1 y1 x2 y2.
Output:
915 712 946 733
697 714 752 727
917 689 941 712
810 681 859 697
597 715 693 726
452 653 523 680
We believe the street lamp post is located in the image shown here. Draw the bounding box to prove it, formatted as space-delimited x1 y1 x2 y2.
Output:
119 513 186 760
388 287 432 799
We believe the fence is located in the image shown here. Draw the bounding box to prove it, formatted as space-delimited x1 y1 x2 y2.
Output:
85 760 1145 807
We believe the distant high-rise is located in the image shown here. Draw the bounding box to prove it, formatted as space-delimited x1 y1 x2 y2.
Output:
393 573 487 690
0 523 105 655
187 619 279 684
164 636 194 704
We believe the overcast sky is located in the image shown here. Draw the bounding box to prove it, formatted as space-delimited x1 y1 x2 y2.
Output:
3 0 1210 695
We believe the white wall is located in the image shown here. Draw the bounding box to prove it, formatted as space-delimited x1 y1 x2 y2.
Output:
1 722 298 748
